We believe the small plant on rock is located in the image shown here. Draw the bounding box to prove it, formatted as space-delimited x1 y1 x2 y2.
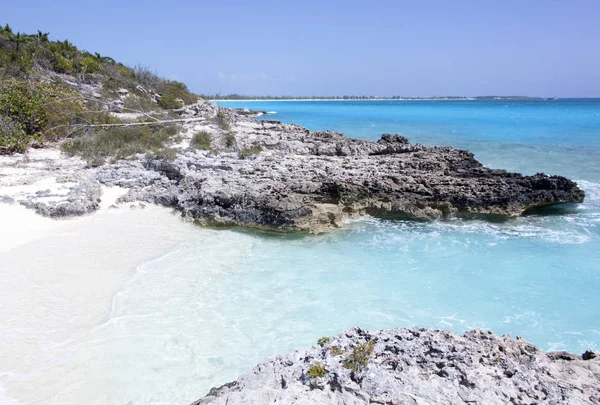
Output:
306 362 328 379
329 346 343 356
224 131 235 148
317 337 331 347
216 110 231 131
191 130 212 150
343 340 376 372
239 145 262 159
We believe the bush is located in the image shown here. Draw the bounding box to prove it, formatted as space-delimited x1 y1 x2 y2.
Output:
133 64 161 89
306 362 328 379
0 48 33 78
61 124 181 165
215 110 231 130
190 130 212 150
53 54 73 73
0 78 84 147
239 145 262 159
317 337 331 348
156 80 197 109
0 115 28 153
225 132 235 148
329 346 343 356
80 56 99 74
343 340 376 372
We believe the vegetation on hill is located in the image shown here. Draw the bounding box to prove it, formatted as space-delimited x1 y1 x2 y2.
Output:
0 23 198 159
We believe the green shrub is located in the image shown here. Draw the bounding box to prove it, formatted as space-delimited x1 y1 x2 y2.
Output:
0 48 33 77
53 54 72 73
329 346 343 356
343 340 376 372
0 78 84 147
0 115 29 153
225 131 235 148
61 124 181 165
118 64 136 78
80 56 99 74
215 111 231 130
239 145 262 159
156 80 197 109
190 130 212 150
306 362 327 379
317 337 331 348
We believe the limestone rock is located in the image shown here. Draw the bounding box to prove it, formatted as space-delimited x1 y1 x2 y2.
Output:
101 105 584 233
0 103 586 231
192 327 600 405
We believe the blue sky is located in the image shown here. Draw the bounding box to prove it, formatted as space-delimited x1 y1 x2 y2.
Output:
4 1 599 97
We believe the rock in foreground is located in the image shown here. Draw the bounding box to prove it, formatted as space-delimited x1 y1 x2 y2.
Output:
192 327 600 405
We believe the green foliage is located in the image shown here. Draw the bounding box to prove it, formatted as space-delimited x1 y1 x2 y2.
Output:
53 54 72 73
156 80 197 109
0 79 84 152
224 132 235 148
317 337 331 348
118 64 135 78
80 56 99 74
190 130 212 150
343 340 376 372
239 145 262 159
329 346 343 356
215 111 231 130
0 23 198 156
61 124 181 165
0 115 28 153
306 362 328 379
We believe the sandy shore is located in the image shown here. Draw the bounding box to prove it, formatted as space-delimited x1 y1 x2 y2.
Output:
0 194 200 405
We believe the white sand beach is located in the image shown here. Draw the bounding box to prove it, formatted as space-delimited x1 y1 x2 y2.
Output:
0 196 200 405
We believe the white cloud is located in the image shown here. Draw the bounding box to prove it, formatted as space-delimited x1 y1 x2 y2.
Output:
217 72 226 80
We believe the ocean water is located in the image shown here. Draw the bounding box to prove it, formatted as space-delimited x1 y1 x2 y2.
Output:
2 100 600 404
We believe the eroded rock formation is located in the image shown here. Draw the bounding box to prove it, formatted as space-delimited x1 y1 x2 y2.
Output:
192 327 600 405
0 102 585 233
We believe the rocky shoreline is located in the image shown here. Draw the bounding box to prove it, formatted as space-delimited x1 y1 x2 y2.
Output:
0 101 585 233
192 327 600 405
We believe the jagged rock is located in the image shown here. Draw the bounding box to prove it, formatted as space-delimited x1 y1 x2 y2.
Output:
136 84 147 93
234 108 268 117
118 88 129 95
0 103 586 231
94 105 584 233
92 92 102 99
192 327 600 405
0 149 101 217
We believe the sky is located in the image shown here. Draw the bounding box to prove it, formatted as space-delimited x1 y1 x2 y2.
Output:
3 0 600 97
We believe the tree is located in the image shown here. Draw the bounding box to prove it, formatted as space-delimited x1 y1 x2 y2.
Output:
93 52 115 63
10 32 32 52
34 30 49 42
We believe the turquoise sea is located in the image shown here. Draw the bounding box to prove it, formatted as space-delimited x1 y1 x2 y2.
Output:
54 100 600 403
211 99 600 353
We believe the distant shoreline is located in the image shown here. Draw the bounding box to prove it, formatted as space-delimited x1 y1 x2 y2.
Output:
211 97 561 102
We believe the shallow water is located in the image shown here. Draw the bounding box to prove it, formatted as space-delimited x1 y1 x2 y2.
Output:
2 100 600 404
